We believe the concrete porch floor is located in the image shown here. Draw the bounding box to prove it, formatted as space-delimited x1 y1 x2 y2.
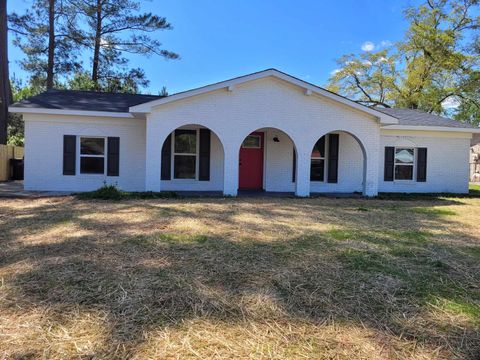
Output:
0 181 363 199
177 190 363 198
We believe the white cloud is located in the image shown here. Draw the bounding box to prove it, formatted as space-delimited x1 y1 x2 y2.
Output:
442 96 461 110
362 60 373 66
361 41 375 52
380 40 392 47
330 68 341 76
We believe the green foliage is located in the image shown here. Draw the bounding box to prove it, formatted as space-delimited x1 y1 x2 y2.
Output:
126 233 209 247
7 78 44 146
66 72 97 91
159 86 169 97
412 207 457 216
470 183 480 197
77 183 179 200
9 0 177 94
79 184 123 200
67 0 178 91
8 0 82 88
431 297 480 324
328 50 400 108
327 0 480 124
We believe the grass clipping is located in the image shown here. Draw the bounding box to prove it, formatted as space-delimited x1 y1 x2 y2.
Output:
0 195 479 359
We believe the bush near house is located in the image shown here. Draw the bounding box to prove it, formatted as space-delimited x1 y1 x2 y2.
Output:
76 184 178 200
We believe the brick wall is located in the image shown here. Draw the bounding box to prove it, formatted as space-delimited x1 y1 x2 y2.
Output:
24 114 146 191
23 77 472 195
146 77 380 196
379 129 471 193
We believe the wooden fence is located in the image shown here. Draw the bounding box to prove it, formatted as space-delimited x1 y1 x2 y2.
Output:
0 144 24 181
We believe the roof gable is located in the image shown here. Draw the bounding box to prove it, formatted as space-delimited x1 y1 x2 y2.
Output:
129 69 399 125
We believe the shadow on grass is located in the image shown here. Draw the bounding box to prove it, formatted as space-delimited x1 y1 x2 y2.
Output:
0 196 479 358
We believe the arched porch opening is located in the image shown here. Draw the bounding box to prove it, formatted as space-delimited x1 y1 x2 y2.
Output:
159 124 225 193
309 130 368 195
237 127 298 193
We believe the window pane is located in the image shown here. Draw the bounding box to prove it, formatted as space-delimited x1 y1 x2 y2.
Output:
81 138 105 155
174 155 196 179
242 135 261 148
311 136 325 158
395 165 413 180
175 130 196 153
395 148 414 164
80 157 104 174
310 159 325 181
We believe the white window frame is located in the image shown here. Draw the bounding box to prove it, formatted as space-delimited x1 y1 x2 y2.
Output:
394 147 415 181
310 136 328 183
242 134 262 149
79 136 106 175
172 129 199 180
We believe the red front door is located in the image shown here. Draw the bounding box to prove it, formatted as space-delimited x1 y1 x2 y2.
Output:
239 132 264 190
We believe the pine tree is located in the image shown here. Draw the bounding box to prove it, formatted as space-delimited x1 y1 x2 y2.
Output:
70 0 178 92
0 0 10 144
9 0 81 89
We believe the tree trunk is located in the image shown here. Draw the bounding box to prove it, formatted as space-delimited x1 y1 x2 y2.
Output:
0 0 10 144
46 0 55 89
91 0 102 85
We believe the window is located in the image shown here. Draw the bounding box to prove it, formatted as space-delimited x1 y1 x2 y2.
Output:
242 135 261 148
80 137 105 174
174 130 197 179
394 148 414 180
311 136 326 181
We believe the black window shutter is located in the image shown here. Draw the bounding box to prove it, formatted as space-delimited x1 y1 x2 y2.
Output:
161 134 172 180
417 148 427 182
107 137 120 176
384 147 395 181
327 134 339 183
318 136 325 156
292 147 296 182
199 129 211 181
63 135 76 175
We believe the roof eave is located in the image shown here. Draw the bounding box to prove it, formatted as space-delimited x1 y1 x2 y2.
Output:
9 107 135 118
381 124 480 133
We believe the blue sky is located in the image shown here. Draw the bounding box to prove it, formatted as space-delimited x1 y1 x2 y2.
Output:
8 0 418 94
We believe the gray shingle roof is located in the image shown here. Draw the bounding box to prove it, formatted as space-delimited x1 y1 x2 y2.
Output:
11 89 163 113
10 89 479 131
376 108 478 129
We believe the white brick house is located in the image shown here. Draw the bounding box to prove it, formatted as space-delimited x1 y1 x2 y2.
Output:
10 69 480 196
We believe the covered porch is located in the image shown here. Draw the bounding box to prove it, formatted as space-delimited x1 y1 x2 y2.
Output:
139 70 389 198
150 124 374 197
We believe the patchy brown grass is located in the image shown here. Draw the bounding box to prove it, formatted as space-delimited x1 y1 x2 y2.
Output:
0 195 479 359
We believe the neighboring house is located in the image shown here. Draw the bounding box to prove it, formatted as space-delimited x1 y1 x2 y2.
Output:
470 134 480 183
9 69 480 196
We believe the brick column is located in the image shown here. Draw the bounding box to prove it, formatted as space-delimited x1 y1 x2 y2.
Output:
145 117 163 192
362 140 379 197
295 147 311 197
223 144 239 196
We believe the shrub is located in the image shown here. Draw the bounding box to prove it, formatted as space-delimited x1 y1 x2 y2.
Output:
76 184 179 200
78 184 123 200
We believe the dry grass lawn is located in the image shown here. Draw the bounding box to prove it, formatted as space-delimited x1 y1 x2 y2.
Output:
0 195 479 359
